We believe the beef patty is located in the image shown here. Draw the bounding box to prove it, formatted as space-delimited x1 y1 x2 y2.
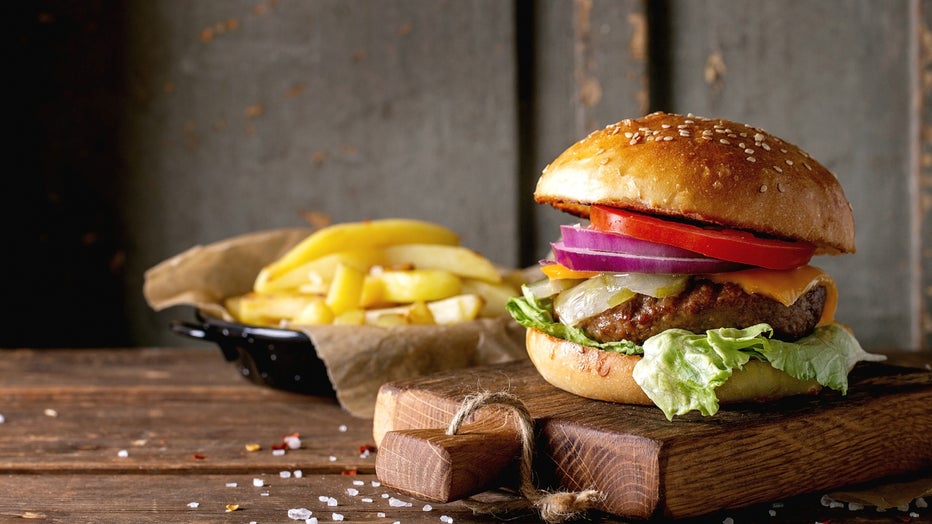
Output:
574 278 826 345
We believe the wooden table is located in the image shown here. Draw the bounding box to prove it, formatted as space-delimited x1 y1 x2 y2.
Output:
1 347 929 523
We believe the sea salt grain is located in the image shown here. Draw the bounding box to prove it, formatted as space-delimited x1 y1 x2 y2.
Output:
916 497 928 508
284 435 302 449
187 502 199 508
346 488 359 496
422 504 432 511
327 497 338 507
332 512 344 521
389 497 412 508
440 516 454 523
288 508 313 520
273 449 286 456
338 424 348 432
722 518 734 524
294 470 303 478
226 482 238 488
352 480 365 486
117 450 129 458
280 471 292 478
0 414 5 423
253 478 265 487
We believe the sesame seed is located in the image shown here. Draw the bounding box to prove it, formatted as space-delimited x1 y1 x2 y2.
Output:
785 159 794 165
738 143 746 149
762 143 771 151
600 157 610 165
663 136 674 141
679 130 691 137
747 156 757 163
624 132 633 138
611 126 621 135
744 148 754 154
720 139 730 145
754 133 765 142
778 183 786 193
760 184 768 193
803 162 812 171
685 119 695 123
773 166 783 173
780 148 788 153
661 124 671 129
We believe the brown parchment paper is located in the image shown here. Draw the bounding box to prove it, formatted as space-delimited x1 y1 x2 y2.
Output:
143 228 528 418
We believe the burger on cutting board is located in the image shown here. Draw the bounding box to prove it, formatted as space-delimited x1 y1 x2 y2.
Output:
506 112 886 420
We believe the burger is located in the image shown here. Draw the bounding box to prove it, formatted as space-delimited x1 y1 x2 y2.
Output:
506 112 885 419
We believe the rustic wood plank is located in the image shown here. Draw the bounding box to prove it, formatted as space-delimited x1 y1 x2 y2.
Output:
528 0 649 265
373 358 932 519
656 1 914 351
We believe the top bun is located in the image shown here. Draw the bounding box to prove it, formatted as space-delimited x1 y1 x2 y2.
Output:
535 112 855 254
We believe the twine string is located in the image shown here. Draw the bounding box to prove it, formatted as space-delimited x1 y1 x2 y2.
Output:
446 391 603 523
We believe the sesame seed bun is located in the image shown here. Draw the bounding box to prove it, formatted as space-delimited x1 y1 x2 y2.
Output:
525 328 822 407
535 112 855 255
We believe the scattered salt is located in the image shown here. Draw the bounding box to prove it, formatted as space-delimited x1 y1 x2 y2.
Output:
187 502 199 508
897 504 910 512
722 518 734 524
284 435 302 449
327 497 338 507
226 482 238 488
318 496 330 502
261 491 270 497
346 488 359 496
820 495 834 507
306 518 318 524
376 512 386 518
0 414 5 423
44 408 58 417
422 504 432 511
280 471 292 478
253 478 265 487
328 455 337 462
371 481 381 487
332 512 344 521
338 424 348 432
389 497 412 508
352 480 365 486
361 498 373 503
768 509 776 517
917 497 928 509
848 502 864 511
117 449 129 458
273 449 286 456
288 507 313 520
440 516 454 524
294 470 303 478
910 512 920 518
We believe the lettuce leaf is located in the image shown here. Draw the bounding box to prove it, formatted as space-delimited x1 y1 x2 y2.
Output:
506 287 886 420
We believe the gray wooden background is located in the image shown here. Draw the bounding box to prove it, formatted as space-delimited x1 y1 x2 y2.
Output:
6 0 929 351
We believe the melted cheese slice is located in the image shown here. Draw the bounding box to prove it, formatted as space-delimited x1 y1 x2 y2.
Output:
706 265 837 326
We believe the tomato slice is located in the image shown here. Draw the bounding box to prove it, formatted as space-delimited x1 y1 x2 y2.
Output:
589 205 815 270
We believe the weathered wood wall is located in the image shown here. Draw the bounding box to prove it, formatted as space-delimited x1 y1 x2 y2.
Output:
5 0 928 351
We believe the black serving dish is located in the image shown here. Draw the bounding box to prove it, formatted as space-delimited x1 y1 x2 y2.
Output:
170 313 335 396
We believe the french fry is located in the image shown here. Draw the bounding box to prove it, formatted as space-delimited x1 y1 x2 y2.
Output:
225 292 322 327
325 263 366 315
380 244 503 283
292 297 335 325
375 269 461 303
363 294 483 325
460 278 520 318
258 248 385 294
255 219 460 291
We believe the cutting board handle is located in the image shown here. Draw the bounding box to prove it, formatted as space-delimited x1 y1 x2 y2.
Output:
375 417 522 502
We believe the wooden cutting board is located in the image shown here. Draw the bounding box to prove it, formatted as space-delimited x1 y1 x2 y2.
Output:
373 359 932 520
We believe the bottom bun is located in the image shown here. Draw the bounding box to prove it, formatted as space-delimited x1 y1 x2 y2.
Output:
525 328 822 406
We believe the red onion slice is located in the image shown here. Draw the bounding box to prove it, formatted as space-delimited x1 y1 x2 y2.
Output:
551 241 746 274
561 224 703 258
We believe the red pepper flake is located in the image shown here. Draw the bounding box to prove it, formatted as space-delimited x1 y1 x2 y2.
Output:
271 443 287 450
341 468 358 476
896 516 912 523
359 444 377 454
192 454 207 460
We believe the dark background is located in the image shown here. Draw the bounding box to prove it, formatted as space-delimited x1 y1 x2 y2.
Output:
4 0 927 351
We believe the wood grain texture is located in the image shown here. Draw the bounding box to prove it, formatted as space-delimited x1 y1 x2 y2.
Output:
372 359 932 519
376 419 522 502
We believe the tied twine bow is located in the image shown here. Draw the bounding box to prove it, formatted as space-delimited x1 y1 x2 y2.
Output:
445 391 603 523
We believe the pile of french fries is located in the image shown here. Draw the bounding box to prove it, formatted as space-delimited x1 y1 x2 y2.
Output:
224 219 522 327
